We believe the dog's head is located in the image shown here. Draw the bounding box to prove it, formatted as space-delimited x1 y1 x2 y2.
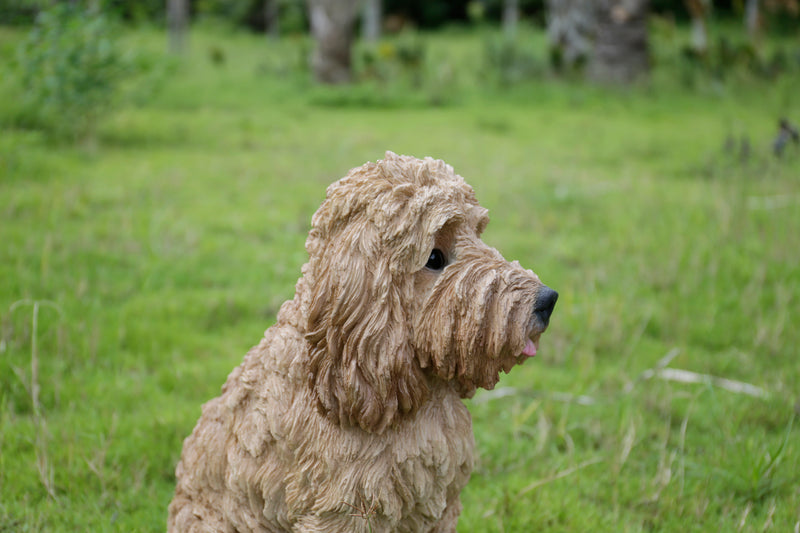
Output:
300 152 556 433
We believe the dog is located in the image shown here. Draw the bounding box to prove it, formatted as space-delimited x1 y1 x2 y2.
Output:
168 152 557 532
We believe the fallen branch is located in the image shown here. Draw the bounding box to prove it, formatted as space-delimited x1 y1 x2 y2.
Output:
651 368 767 398
627 348 767 399
476 347 766 407
747 194 800 211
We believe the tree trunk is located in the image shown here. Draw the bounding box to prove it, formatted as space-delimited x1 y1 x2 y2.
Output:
307 0 360 84
545 0 595 70
587 0 649 84
265 0 280 39
745 0 760 41
167 0 189 54
685 0 708 54
361 0 381 42
503 0 519 39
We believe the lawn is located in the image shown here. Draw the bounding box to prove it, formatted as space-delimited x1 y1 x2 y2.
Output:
1 21 799 532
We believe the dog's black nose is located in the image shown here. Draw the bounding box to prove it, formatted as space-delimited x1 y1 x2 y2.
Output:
533 286 558 327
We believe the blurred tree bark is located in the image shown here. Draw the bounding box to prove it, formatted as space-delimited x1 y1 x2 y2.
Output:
167 0 188 53
307 0 360 83
684 0 711 55
503 0 519 38
546 0 594 70
362 0 381 42
547 0 649 83
587 0 649 83
265 0 279 39
685 0 709 54
745 0 760 40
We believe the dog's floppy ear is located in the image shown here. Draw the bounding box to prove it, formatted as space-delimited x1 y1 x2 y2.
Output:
303 223 428 433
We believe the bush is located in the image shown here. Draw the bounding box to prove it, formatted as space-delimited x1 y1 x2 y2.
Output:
16 4 142 141
352 34 459 107
483 36 544 86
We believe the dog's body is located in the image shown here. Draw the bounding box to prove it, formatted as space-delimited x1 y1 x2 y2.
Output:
170 322 473 532
169 153 556 532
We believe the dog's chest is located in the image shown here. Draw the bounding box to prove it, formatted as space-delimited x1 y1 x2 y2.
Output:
235 331 476 528
283 388 476 526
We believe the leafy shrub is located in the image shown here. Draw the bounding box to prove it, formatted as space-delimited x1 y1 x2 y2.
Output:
16 4 143 141
483 36 544 86
358 35 427 87
351 34 459 107
676 36 800 89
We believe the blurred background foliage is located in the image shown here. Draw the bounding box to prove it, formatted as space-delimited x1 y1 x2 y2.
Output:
2 0 800 141
12 3 159 141
1 0 799 30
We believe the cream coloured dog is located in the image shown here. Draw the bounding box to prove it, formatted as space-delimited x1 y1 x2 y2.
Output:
168 152 557 532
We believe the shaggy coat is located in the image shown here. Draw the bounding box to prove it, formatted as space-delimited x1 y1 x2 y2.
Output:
168 152 556 532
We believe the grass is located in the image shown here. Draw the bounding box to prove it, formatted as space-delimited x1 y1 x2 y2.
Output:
1 21 800 532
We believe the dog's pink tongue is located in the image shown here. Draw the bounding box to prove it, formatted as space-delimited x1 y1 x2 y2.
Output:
522 339 537 357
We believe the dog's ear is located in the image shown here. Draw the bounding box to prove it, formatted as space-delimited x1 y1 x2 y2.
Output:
303 226 428 433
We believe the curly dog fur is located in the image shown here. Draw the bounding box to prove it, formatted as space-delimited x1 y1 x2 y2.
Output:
168 152 557 532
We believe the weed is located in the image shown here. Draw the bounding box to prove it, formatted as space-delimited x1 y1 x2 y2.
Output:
720 416 797 504
343 492 378 532
483 35 544 86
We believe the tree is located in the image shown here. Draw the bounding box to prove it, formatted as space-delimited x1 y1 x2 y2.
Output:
361 0 381 42
685 0 709 54
265 0 280 39
547 0 649 83
503 0 519 38
546 0 595 70
167 0 189 53
745 0 760 41
586 0 649 83
307 0 360 84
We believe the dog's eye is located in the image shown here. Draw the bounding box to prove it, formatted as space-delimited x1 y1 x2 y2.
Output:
425 249 447 271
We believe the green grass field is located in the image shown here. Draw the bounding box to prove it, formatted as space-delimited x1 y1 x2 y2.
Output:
1 22 799 531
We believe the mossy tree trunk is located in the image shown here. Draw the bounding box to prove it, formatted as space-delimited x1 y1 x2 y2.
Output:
745 0 760 41
503 0 519 38
167 0 189 53
361 0 381 43
307 0 360 84
546 0 595 71
265 0 279 39
685 0 709 54
587 0 650 84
